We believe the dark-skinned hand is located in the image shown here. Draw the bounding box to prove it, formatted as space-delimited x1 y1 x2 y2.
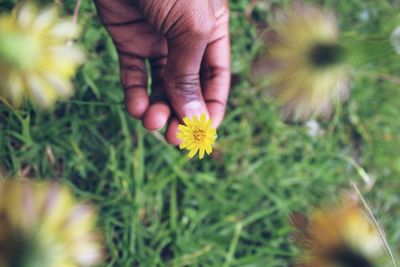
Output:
94 0 231 145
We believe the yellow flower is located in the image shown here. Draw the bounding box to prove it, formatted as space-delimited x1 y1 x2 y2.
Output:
291 201 385 267
176 114 217 159
0 3 84 109
266 2 349 120
0 179 103 267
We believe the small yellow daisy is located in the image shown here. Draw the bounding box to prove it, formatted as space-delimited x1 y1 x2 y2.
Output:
0 3 84 109
291 201 385 267
176 114 217 159
0 179 103 267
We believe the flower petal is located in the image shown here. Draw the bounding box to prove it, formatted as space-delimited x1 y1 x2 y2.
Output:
16 3 36 28
34 6 57 31
199 148 205 159
188 147 199 158
205 144 213 155
200 114 206 125
183 117 192 126
50 20 80 40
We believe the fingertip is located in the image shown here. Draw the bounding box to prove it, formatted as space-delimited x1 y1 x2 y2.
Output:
125 89 149 119
165 118 181 146
180 100 210 120
142 102 171 131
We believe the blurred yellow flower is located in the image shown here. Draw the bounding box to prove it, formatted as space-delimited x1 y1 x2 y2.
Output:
267 2 349 120
291 201 385 267
0 3 84 109
0 179 103 267
177 114 217 159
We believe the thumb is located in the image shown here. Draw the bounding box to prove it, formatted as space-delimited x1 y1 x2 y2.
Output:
164 18 215 121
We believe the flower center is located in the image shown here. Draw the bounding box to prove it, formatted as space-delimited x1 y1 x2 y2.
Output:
328 247 374 267
309 43 343 67
193 129 205 142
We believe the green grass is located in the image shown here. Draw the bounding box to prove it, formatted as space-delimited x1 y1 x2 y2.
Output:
1 0 400 266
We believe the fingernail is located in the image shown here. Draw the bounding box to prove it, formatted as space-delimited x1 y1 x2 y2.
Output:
182 101 208 118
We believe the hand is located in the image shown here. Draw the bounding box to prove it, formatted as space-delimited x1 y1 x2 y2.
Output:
94 0 231 145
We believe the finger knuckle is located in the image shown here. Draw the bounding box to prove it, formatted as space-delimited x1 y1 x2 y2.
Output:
187 16 215 38
120 63 147 90
165 74 200 100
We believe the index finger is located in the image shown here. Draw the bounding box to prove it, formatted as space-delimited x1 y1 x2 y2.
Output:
201 5 231 128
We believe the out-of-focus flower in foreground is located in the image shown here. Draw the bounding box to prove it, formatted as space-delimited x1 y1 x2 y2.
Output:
0 3 84 109
177 114 217 159
0 179 103 267
291 200 385 267
266 1 349 120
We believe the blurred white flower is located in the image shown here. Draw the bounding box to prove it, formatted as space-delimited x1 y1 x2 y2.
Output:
0 179 103 267
0 3 84 109
266 1 349 120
